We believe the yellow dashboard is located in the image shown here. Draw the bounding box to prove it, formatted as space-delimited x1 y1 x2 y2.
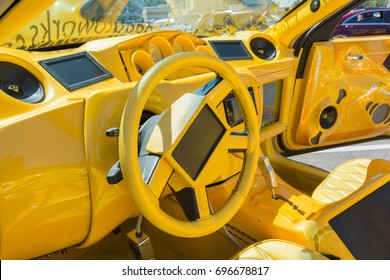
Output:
0 29 297 258
0 29 295 120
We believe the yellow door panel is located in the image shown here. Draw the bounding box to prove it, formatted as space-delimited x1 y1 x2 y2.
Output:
284 37 390 150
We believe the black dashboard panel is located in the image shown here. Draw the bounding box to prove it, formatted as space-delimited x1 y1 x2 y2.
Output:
172 105 226 180
209 40 252 60
39 52 113 91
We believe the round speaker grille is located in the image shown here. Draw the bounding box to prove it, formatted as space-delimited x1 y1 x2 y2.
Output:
320 106 337 129
0 62 44 103
250 37 276 60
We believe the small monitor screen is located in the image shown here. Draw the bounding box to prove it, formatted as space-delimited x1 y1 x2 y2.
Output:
172 105 226 180
39 52 112 90
210 41 252 60
224 87 256 127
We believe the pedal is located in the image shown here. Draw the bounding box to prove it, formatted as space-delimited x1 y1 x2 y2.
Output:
127 229 155 260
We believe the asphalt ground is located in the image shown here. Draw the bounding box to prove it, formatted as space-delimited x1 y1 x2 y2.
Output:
288 138 390 171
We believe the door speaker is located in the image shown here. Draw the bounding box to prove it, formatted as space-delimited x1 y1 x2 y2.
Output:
320 106 337 129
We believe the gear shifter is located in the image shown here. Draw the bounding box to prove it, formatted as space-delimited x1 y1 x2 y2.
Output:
258 156 277 199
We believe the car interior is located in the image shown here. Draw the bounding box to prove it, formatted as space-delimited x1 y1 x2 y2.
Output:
0 0 389 260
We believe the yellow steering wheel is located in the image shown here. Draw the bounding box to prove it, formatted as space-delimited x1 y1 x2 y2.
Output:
119 52 259 238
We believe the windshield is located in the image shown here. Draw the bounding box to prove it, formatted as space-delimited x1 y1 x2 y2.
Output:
2 0 303 50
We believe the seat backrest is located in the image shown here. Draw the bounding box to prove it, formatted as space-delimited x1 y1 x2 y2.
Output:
312 159 390 259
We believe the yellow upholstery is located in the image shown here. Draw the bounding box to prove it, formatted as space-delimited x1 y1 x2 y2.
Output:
311 158 372 204
232 239 328 260
232 158 388 261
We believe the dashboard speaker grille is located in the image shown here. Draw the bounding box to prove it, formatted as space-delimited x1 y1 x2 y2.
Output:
250 37 276 60
0 62 44 103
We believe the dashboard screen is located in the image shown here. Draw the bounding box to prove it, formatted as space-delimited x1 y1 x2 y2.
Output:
39 52 112 91
224 87 256 127
210 41 252 60
172 105 225 180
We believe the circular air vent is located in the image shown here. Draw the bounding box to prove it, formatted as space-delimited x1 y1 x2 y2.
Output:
250 37 276 60
320 106 337 129
0 62 44 103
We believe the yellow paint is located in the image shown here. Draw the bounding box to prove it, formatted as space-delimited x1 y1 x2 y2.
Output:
1 0 389 260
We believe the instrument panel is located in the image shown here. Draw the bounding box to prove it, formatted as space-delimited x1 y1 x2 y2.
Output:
0 29 291 115
119 32 212 81
0 29 295 258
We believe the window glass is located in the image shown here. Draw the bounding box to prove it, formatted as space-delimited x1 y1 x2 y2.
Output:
332 0 390 38
345 11 384 24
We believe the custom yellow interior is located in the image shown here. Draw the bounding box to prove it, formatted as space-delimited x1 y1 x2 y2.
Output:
0 0 389 260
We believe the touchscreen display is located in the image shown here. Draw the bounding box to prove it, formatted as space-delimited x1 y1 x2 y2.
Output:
210 41 252 60
224 87 256 127
40 52 112 90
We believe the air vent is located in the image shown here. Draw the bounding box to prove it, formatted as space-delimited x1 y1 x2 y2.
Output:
310 131 322 145
0 62 44 103
372 104 390 124
250 37 276 60
336 89 347 104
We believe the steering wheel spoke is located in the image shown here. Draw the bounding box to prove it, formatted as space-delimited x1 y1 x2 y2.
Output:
194 186 212 219
171 184 211 221
146 157 173 200
205 79 235 108
228 131 249 153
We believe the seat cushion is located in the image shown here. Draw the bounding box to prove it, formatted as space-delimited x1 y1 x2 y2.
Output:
232 239 328 260
311 158 371 204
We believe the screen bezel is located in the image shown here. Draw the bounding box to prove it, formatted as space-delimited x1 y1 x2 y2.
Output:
39 52 113 91
209 40 253 60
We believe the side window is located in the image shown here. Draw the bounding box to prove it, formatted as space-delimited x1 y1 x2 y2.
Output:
332 0 390 38
345 11 384 24
362 11 384 23
344 14 360 24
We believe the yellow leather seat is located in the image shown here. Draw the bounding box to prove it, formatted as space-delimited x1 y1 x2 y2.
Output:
231 239 328 260
311 158 371 204
232 159 389 260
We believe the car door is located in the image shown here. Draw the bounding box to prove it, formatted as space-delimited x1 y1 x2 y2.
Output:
279 0 390 152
